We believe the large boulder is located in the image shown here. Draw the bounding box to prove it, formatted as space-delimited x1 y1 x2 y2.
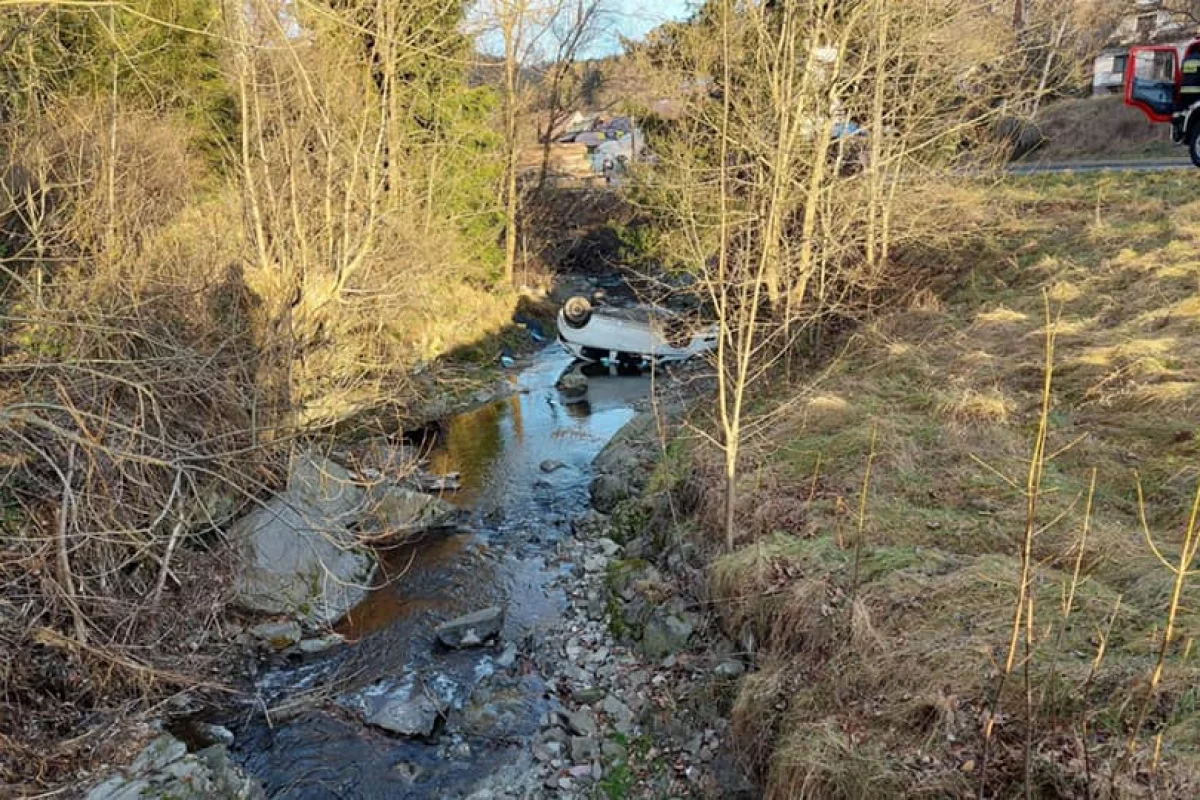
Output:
231 452 376 626
589 411 659 512
85 734 264 800
360 484 459 539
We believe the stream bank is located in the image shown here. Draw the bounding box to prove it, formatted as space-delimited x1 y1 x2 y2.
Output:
85 346 750 799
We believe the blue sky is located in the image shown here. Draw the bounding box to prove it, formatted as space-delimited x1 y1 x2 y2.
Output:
593 0 695 57
475 0 696 60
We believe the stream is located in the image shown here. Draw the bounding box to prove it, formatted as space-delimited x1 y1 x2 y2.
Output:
228 346 652 798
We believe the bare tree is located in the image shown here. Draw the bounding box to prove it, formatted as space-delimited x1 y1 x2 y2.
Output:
533 0 611 191
636 0 1031 549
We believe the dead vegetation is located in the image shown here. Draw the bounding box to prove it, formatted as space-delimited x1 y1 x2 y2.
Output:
0 3 523 790
652 172 1200 798
1031 96 1176 163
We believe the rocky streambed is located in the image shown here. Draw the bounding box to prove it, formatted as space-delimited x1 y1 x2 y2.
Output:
86 347 752 800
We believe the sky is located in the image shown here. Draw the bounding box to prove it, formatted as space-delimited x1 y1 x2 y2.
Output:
593 0 696 57
475 0 697 61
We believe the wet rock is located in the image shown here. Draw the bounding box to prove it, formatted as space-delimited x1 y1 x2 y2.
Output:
365 681 445 738
557 369 589 404
297 633 345 654
540 460 567 474
391 762 425 784
248 620 302 650
714 660 746 679
495 643 518 668
435 606 504 648
231 452 375 627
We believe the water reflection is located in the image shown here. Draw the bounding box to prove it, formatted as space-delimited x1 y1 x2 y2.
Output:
231 347 654 799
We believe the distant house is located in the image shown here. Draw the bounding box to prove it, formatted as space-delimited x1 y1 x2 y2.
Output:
1091 0 1196 96
555 115 645 175
1093 47 1129 95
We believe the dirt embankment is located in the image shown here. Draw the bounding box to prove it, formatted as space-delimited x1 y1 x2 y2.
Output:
1029 96 1175 162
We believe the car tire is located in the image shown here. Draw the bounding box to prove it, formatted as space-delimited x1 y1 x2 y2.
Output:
563 296 592 329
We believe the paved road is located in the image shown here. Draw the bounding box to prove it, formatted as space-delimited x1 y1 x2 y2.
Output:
1009 158 1192 174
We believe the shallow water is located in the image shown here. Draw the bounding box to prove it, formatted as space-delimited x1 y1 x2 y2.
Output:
229 347 649 798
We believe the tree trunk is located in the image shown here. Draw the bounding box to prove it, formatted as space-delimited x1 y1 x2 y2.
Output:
724 463 738 551
503 23 520 285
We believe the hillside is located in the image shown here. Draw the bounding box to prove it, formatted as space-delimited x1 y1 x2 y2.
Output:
1029 96 1176 162
634 171 1200 797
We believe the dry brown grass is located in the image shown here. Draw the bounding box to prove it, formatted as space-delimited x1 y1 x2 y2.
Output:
1031 96 1175 163
0 95 518 790
669 171 1200 798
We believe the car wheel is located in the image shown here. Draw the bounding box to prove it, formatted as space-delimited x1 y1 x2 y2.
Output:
562 296 592 329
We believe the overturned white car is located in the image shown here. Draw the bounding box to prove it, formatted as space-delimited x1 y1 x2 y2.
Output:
556 296 718 365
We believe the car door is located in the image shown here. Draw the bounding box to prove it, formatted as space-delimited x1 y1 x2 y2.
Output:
1125 45 1180 123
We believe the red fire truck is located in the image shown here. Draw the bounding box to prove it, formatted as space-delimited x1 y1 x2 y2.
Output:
1125 40 1200 165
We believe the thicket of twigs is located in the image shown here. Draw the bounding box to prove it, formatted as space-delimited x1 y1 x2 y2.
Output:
0 2 517 788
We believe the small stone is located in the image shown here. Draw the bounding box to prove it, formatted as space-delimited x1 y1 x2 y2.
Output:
496 644 518 668
571 736 599 762
601 695 633 722
543 726 570 746
583 554 607 573
597 538 622 556
586 647 610 664
564 709 598 736
190 722 235 747
558 777 575 790
602 740 628 761
365 682 444 738
961 759 976 773
568 764 593 779
435 607 504 648
574 687 606 704
540 460 568 473
298 633 345 654
248 620 303 650
714 660 745 679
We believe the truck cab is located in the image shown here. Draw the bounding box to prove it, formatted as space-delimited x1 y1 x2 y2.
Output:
1125 39 1200 165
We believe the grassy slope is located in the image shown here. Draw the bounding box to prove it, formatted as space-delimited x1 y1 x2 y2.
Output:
670 173 1200 798
1030 97 1178 163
